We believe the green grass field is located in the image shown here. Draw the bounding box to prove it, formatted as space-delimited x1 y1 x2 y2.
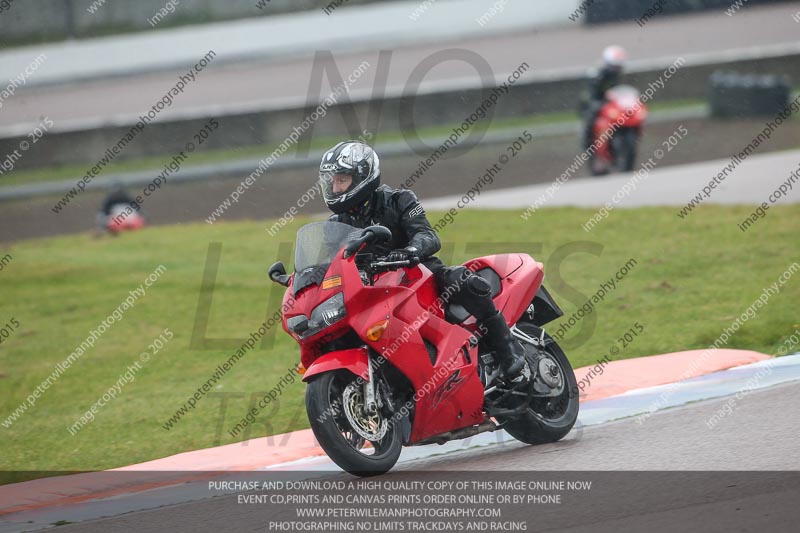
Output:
0 205 798 474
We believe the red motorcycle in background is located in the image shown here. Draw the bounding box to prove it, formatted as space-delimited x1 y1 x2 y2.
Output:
591 85 648 176
105 205 145 235
269 222 579 476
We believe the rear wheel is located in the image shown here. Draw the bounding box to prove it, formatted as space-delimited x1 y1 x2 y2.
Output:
497 322 579 444
305 371 402 476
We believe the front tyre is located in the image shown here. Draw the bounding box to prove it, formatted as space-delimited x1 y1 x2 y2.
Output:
590 152 610 176
616 127 639 172
305 371 402 476
499 323 579 445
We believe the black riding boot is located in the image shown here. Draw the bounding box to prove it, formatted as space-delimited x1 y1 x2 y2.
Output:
482 312 526 379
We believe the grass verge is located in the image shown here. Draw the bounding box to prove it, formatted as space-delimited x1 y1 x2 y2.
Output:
0 205 797 474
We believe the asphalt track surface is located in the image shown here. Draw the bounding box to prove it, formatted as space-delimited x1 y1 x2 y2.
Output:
2 3 800 130
46 381 800 532
424 148 800 211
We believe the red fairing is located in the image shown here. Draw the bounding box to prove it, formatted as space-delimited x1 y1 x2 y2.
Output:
593 86 648 161
599 86 648 128
360 264 485 441
302 347 369 382
462 254 543 328
106 213 145 233
278 243 547 445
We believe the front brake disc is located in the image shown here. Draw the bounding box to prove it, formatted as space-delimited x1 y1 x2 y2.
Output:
342 381 388 441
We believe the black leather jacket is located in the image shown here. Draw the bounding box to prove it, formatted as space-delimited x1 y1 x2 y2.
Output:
101 189 134 215
580 65 622 113
330 185 445 276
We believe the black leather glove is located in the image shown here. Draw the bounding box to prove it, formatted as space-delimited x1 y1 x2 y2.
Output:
387 246 422 264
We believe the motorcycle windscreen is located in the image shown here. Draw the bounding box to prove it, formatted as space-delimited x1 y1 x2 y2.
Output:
293 221 361 294
605 85 641 112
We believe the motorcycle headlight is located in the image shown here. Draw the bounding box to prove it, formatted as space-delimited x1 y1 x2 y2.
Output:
304 293 346 338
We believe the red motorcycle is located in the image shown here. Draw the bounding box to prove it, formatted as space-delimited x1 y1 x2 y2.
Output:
105 205 145 234
269 222 579 476
591 85 648 176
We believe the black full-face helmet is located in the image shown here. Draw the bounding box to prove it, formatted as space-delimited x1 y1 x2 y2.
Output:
319 141 381 214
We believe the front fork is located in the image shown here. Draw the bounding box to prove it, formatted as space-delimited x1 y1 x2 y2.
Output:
364 352 378 415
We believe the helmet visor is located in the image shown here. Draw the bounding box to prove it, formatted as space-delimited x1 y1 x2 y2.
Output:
319 170 359 205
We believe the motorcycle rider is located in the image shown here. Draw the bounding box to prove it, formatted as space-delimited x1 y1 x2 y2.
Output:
580 45 627 150
318 140 526 379
97 181 136 231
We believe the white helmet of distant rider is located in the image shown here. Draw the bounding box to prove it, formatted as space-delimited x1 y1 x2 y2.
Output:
602 45 627 74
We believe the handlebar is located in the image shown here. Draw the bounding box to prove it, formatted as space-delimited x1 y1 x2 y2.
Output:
368 256 421 270
371 260 411 268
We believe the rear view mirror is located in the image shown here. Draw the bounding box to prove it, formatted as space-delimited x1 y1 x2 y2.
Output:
344 238 366 258
365 225 392 244
268 261 291 287
344 225 393 258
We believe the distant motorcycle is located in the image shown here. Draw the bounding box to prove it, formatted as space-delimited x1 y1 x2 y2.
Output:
104 204 145 235
269 222 579 476
590 85 648 176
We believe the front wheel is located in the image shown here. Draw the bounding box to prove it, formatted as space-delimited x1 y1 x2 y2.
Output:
614 127 639 172
498 323 579 445
590 152 610 176
305 371 402 476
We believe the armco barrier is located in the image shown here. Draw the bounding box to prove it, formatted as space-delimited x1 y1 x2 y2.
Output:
584 0 793 24
2 51 800 171
709 71 792 118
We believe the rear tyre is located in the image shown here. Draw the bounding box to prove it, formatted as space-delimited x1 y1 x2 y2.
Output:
498 322 579 445
305 371 402 476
